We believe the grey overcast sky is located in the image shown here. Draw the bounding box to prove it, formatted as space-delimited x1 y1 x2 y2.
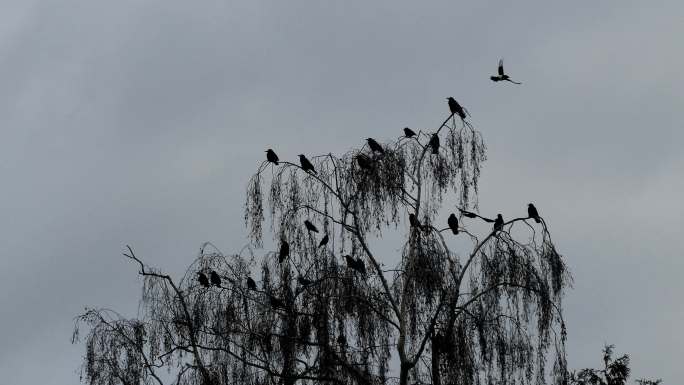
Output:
1 1 682 384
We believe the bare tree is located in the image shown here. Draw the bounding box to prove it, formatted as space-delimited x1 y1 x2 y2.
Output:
74 101 571 385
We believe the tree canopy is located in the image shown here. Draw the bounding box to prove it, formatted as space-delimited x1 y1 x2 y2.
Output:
74 102 571 385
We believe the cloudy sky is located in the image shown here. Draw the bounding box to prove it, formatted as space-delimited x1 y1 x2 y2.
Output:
1 1 682 384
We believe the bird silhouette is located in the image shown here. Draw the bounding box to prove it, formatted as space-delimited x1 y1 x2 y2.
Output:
297 276 313 286
265 149 279 165
403 127 416 138
354 257 367 275
318 234 329 248
304 220 319 233
493 214 504 233
278 240 290 263
448 213 459 235
429 134 440 154
366 138 385 154
210 271 221 287
298 154 317 174
246 276 257 291
409 213 422 229
197 272 210 288
447 97 468 120
269 296 286 309
527 203 541 223
356 154 372 170
344 255 356 269
490 59 521 84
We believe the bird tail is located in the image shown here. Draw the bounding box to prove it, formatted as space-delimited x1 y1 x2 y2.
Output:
535 217 541 223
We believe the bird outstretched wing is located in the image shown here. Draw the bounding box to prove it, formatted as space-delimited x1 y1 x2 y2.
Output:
498 59 505 76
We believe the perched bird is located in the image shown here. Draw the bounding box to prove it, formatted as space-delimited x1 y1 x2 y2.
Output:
246 276 257 291
459 208 479 218
298 154 317 174
318 234 329 248
354 257 367 275
278 240 290 263
448 213 459 235
297 276 313 286
409 213 422 229
356 154 372 170
197 272 210 288
429 134 440 154
304 220 319 233
527 203 541 223
265 149 279 165
490 59 521 84
344 255 356 269
269 296 286 309
493 214 504 233
210 271 221 287
447 97 468 120
403 127 416 138
366 138 385 154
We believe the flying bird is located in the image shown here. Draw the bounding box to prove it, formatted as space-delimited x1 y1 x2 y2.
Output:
356 154 372 170
527 203 541 223
246 276 257 291
403 127 416 138
197 272 210 288
304 220 319 233
447 97 468 120
366 138 385 154
210 271 222 287
448 213 459 235
298 276 314 286
278 240 290 263
493 214 504 233
409 213 422 229
429 134 440 154
318 234 329 248
490 59 521 84
265 149 279 165
298 154 317 174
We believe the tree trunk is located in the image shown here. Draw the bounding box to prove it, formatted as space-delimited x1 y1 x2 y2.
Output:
399 362 411 385
431 335 442 385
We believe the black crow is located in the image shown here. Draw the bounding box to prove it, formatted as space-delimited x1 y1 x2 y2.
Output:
197 272 210 288
356 154 372 170
409 213 422 229
210 271 221 287
279 240 290 263
266 149 279 165
493 214 504 233
528 203 541 223
354 257 367 275
490 59 521 84
429 134 440 154
304 220 319 233
448 213 459 235
366 138 385 154
298 154 317 174
344 255 356 268
246 276 257 291
403 127 416 138
318 234 329 247
447 97 468 120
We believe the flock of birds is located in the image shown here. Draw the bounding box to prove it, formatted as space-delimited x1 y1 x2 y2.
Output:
200 60 528 303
